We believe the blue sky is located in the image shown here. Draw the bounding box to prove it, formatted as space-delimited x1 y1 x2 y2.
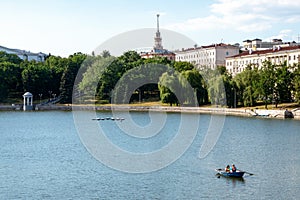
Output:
1 0 300 57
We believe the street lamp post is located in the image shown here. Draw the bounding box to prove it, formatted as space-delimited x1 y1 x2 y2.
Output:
39 93 43 104
52 94 56 101
48 90 52 101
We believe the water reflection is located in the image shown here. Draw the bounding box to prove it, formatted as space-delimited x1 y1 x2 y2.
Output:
215 174 245 187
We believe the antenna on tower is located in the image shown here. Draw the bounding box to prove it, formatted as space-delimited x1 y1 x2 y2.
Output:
154 14 163 49
157 14 160 32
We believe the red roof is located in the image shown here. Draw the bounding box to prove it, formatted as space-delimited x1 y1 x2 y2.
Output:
228 45 300 58
180 43 232 52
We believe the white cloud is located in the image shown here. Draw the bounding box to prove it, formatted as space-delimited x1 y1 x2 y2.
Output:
286 16 300 23
166 0 300 34
166 15 228 31
264 29 293 41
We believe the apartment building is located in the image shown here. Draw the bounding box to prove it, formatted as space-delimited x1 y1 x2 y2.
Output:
0 45 47 62
175 43 239 70
226 45 300 76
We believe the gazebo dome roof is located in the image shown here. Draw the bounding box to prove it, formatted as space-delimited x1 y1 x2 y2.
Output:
23 92 33 97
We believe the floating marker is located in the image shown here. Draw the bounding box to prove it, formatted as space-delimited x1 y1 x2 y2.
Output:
92 117 125 121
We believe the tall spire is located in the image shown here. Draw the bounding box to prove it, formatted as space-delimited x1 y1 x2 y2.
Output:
157 14 160 32
154 14 163 50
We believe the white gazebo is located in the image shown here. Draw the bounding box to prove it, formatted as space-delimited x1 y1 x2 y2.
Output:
23 92 33 111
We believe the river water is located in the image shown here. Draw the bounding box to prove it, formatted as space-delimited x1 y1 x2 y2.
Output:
0 110 299 199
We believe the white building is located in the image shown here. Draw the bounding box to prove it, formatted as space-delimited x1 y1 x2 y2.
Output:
243 38 283 50
226 45 300 76
0 45 47 62
175 43 239 70
242 38 300 51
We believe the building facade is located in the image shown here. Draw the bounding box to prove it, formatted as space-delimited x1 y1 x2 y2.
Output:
0 45 47 62
226 45 300 76
175 43 239 69
140 49 175 60
242 38 299 51
243 38 283 50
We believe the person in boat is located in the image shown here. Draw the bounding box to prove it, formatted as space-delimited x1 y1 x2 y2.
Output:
231 164 236 172
225 165 230 172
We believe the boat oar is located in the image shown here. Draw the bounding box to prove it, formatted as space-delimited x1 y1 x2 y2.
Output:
215 169 222 178
242 171 254 176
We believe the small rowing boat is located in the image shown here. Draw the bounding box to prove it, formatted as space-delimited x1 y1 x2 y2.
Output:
215 169 245 178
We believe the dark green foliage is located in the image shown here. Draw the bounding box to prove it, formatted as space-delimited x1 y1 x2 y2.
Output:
292 63 300 104
234 65 260 107
0 49 299 107
0 51 22 64
21 61 52 95
96 51 142 101
181 69 208 105
174 61 194 72
275 62 292 104
59 53 87 103
233 61 295 108
112 63 167 104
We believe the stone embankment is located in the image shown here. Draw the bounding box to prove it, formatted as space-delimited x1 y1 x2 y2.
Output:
1 104 300 120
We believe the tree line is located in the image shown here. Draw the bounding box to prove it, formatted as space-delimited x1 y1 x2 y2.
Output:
0 51 86 103
1 50 300 107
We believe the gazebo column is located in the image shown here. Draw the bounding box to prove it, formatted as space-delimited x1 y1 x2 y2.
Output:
23 92 33 111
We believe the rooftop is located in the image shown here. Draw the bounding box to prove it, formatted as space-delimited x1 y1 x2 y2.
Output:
177 43 237 52
228 45 300 58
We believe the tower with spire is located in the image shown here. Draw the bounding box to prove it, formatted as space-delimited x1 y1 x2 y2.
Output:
139 14 175 61
154 14 163 50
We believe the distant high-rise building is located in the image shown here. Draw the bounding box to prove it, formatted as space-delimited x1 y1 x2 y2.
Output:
139 14 175 61
154 14 163 50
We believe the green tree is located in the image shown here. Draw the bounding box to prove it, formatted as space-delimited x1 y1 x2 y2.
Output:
158 69 196 106
292 63 300 104
143 56 173 66
234 65 260 107
0 51 22 64
275 62 292 105
79 56 115 96
96 51 142 101
0 52 23 100
258 61 276 109
173 61 194 73
21 61 52 96
60 53 87 103
45 55 68 98
101 50 111 58
112 63 168 104
0 62 21 100
205 67 228 107
181 69 208 105
158 72 179 106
